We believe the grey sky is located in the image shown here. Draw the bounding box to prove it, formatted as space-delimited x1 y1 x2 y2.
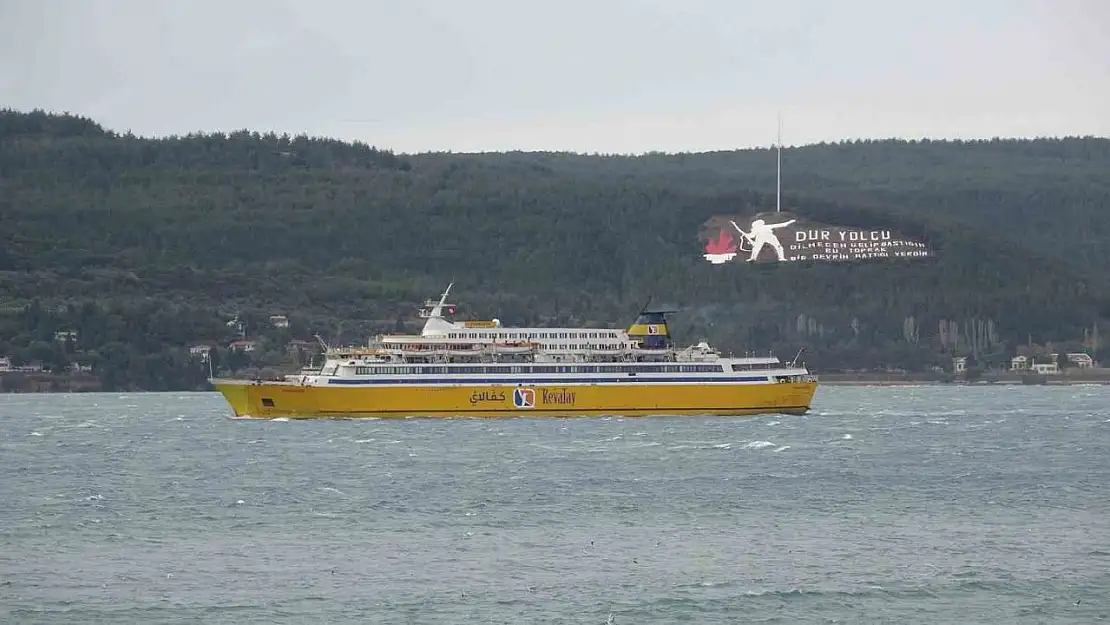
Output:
2 0 1107 153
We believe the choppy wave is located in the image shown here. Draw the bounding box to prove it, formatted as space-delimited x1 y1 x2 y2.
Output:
1 386 1107 624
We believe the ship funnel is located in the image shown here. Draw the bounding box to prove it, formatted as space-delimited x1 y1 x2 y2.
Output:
626 306 677 349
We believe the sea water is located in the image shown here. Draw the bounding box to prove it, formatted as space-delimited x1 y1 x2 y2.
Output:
1 386 1108 624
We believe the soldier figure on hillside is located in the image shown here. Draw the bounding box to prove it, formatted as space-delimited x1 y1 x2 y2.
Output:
731 217 796 262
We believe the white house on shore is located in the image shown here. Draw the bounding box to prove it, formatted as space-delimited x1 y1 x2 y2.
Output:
1066 353 1095 368
1031 359 1059 375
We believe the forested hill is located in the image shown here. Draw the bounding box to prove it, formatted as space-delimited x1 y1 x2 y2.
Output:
1 108 1108 391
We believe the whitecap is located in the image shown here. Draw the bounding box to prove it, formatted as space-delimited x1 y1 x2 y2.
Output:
743 441 775 450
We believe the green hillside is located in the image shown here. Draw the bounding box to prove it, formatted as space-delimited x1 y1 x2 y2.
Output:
0 108 1107 390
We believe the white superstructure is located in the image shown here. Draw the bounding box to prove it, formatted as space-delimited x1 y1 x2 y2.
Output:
286 284 816 387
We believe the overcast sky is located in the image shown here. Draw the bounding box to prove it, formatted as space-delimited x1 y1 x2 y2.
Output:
2 0 1107 153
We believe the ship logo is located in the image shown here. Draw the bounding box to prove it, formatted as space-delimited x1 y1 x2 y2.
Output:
647 325 659 335
513 388 536 409
703 229 738 264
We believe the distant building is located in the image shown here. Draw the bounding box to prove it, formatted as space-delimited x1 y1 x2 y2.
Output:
269 315 290 328
286 339 315 352
1066 353 1094 368
189 345 213 361
1 359 45 373
54 330 78 343
1031 359 1059 375
953 357 967 373
229 340 256 352
1010 355 1029 371
1 357 46 373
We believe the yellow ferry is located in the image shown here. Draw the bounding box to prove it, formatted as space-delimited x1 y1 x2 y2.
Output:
210 284 818 419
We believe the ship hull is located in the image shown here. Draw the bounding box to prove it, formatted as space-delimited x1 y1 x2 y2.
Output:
211 379 818 420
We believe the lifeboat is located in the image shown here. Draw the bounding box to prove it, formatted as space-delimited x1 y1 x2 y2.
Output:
490 341 535 355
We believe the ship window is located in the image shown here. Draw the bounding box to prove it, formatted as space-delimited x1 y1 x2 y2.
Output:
261 398 274 407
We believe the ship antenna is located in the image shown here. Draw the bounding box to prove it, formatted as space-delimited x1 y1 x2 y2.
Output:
427 281 454 318
791 346 806 367
776 113 782 213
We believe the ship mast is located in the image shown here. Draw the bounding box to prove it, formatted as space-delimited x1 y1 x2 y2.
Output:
420 282 454 319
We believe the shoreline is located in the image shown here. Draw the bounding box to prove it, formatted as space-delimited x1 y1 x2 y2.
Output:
3 369 1110 393
819 373 1110 386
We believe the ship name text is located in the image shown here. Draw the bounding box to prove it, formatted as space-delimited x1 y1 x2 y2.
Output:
469 390 506 405
542 388 577 405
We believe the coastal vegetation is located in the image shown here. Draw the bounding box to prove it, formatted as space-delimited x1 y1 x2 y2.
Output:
1 108 1108 391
